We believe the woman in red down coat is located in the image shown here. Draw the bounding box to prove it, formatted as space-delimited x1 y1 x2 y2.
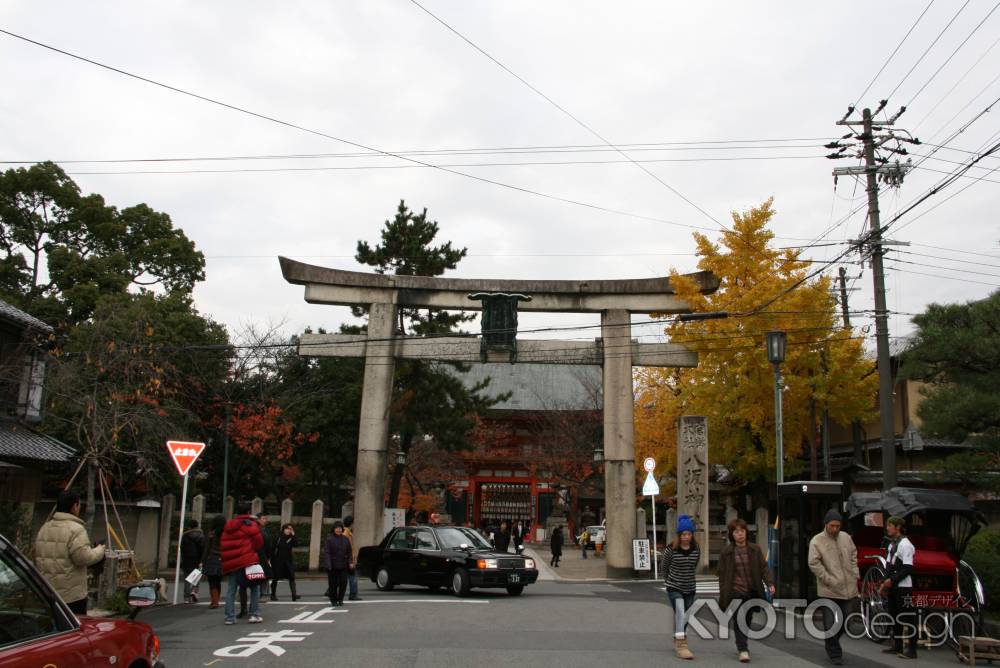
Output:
220 507 265 624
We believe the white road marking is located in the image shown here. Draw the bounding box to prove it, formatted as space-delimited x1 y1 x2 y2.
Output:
214 630 313 658
281 607 348 624
265 598 489 605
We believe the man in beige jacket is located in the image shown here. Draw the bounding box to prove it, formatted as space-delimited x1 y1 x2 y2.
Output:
808 509 859 666
35 490 105 615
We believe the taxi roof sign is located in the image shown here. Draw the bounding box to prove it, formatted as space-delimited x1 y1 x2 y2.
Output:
166 440 206 477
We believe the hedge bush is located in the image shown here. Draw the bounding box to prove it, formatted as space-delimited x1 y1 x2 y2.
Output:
965 528 1000 611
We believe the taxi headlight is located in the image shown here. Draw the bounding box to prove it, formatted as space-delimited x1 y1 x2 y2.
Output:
477 559 498 569
524 559 535 569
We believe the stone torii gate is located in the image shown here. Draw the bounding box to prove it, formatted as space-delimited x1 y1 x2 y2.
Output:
279 257 718 576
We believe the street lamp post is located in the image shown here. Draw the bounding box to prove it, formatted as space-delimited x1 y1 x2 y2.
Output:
765 330 787 596
765 331 787 483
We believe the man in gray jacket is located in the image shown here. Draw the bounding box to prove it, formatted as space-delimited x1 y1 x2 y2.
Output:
808 509 859 665
34 490 106 615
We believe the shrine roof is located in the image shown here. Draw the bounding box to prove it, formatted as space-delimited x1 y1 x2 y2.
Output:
449 363 602 411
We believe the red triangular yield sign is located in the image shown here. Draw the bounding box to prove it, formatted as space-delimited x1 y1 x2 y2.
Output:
166 440 206 477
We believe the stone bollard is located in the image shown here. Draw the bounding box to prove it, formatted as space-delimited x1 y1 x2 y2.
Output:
251 497 263 517
158 494 175 571
309 500 324 571
224 496 234 520
281 498 293 527
191 494 205 529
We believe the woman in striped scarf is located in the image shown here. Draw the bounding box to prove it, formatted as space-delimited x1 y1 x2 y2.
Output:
661 514 700 660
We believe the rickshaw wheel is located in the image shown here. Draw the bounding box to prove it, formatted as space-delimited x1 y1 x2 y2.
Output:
951 560 986 644
861 565 891 643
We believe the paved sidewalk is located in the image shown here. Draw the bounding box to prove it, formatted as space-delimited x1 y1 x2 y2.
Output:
523 542 611 580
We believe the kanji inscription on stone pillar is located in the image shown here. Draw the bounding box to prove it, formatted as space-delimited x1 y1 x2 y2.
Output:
677 415 709 569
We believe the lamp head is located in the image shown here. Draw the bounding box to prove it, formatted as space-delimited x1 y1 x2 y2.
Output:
765 331 787 364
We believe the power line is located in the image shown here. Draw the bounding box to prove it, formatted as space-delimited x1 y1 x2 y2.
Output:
0 27 715 234
913 34 1000 130
884 263 1000 287
0 139 837 165
407 0 729 231
885 254 1000 279
924 70 1000 143
58 153 823 176
886 0 970 101
853 0 936 107
894 248 1000 269
904 0 1000 108
909 242 1000 259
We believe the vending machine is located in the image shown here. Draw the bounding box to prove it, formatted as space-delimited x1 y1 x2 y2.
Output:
776 481 844 600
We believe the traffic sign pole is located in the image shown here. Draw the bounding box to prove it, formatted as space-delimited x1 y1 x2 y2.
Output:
173 471 190 605
165 440 206 606
651 492 658 581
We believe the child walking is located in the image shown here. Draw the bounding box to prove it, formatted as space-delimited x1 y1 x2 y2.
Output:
661 515 701 660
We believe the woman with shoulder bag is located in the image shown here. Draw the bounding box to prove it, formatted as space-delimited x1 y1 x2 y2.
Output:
718 518 775 663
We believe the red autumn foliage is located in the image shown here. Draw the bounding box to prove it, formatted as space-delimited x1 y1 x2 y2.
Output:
227 402 318 461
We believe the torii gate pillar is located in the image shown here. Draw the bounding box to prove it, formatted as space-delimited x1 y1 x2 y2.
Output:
353 301 397 555
601 309 636 576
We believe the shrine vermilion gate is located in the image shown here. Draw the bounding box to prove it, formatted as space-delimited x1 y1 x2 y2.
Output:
280 257 718 576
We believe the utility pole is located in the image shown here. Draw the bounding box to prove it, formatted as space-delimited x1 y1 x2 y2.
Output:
861 107 897 490
833 104 913 490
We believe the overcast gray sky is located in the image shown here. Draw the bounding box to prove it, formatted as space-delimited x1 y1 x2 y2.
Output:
2 1 998 346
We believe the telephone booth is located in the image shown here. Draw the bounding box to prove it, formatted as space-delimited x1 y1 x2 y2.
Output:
776 481 844 600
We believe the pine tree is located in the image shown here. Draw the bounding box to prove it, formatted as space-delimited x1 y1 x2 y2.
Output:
354 201 504 508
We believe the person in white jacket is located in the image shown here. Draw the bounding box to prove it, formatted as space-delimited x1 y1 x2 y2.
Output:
34 490 106 615
807 509 859 666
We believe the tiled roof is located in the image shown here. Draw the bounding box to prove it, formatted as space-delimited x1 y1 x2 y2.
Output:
452 363 602 411
0 421 75 465
0 297 52 333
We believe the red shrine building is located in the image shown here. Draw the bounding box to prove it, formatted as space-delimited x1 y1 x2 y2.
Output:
442 363 604 539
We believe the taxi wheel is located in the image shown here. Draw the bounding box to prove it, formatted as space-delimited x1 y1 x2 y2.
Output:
375 567 394 591
451 568 471 597
506 584 524 596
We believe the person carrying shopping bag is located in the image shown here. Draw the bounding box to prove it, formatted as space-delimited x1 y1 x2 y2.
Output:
718 518 775 663
661 515 701 660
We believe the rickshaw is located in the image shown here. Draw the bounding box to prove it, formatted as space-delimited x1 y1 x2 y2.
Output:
846 487 987 646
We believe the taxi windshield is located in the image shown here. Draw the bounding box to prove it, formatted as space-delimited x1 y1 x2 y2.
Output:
436 527 492 550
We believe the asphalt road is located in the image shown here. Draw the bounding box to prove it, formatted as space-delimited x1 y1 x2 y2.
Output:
141 577 965 667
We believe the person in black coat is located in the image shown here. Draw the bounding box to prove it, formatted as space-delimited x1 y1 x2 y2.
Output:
179 520 205 603
495 521 512 553
550 526 563 567
512 520 528 554
325 520 354 606
270 523 300 601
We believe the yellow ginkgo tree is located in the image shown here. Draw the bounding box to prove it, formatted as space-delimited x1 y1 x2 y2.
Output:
635 198 877 485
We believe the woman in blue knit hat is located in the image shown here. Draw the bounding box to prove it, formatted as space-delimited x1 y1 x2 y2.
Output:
661 514 700 659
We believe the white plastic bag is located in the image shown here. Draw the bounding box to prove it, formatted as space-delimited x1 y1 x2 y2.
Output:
185 568 203 587
245 564 267 581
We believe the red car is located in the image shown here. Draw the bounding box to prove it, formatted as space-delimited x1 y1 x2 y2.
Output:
0 532 163 667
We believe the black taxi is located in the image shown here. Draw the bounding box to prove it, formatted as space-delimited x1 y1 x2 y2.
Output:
357 525 539 597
